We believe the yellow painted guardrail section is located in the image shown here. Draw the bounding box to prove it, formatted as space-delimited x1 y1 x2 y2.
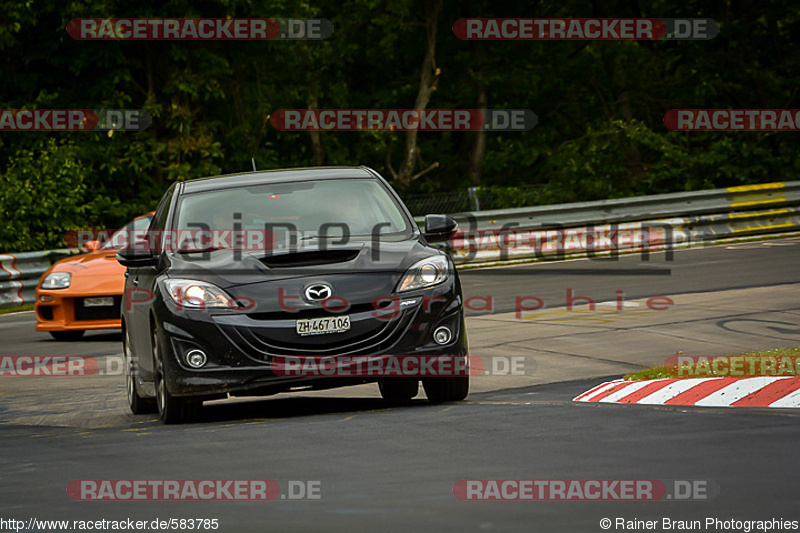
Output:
727 182 797 233
728 182 786 208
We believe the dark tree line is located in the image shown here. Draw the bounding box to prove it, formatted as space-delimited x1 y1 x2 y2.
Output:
1 0 798 251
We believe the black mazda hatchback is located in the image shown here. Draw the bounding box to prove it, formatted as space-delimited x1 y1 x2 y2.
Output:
118 166 468 423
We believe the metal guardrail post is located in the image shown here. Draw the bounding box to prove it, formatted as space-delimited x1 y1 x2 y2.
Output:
467 187 480 212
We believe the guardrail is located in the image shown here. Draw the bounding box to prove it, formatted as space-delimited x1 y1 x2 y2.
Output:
2 181 799 309
415 181 800 265
0 250 81 308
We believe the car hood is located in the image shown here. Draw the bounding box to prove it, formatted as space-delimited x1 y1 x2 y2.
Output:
49 250 123 273
166 238 435 287
163 238 442 312
42 250 126 294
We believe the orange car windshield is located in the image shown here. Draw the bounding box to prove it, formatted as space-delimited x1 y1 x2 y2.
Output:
101 216 155 250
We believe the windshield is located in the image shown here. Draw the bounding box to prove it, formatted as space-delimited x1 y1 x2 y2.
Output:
101 215 154 250
174 178 412 249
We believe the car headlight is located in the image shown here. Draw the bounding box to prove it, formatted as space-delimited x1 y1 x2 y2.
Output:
396 255 449 292
163 279 237 309
41 272 71 289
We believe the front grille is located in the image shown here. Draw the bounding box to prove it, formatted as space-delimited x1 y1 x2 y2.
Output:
246 302 380 321
73 296 122 321
216 307 418 360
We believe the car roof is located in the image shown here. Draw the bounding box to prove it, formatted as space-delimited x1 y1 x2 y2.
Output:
180 166 379 194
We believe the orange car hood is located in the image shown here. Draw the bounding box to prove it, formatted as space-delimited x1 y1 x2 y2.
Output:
45 250 127 294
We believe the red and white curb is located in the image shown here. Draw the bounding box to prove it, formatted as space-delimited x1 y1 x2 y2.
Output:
573 377 800 408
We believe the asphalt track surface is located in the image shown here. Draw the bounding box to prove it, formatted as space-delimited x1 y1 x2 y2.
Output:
458 237 800 314
1 238 799 532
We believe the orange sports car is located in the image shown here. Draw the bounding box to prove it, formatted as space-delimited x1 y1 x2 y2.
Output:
35 213 154 340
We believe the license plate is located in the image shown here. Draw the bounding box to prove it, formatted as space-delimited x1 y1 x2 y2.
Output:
84 297 114 307
296 315 351 336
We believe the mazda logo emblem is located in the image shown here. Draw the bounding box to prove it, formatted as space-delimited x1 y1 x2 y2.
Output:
304 283 332 302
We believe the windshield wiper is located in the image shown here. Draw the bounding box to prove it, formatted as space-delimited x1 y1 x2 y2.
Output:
175 246 228 253
300 234 372 240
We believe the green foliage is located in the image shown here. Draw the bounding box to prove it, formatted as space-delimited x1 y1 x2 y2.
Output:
473 185 543 210
0 139 88 252
1 0 799 250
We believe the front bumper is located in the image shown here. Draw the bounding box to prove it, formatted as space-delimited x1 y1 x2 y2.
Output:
35 291 122 332
153 283 467 400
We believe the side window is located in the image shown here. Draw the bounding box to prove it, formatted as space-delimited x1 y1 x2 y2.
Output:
152 186 175 232
148 185 176 251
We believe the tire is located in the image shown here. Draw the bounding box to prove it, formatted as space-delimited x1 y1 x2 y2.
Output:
49 330 85 341
422 376 469 403
379 378 419 403
153 325 189 424
124 328 156 415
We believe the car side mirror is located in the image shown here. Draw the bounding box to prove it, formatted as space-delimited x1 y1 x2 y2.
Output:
116 246 159 267
423 214 458 242
84 240 101 252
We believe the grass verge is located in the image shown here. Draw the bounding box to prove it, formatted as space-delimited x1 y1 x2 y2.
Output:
0 303 35 315
624 347 800 381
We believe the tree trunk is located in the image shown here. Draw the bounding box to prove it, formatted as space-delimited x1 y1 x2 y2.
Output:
467 44 487 186
308 91 324 166
300 40 325 166
386 0 442 190
594 0 642 181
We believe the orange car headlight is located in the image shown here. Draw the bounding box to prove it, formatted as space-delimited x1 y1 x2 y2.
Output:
41 272 71 289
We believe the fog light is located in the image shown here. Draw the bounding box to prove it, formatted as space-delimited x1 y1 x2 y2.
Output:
186 349 207 368
40 295 53 302
433 326 452 345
